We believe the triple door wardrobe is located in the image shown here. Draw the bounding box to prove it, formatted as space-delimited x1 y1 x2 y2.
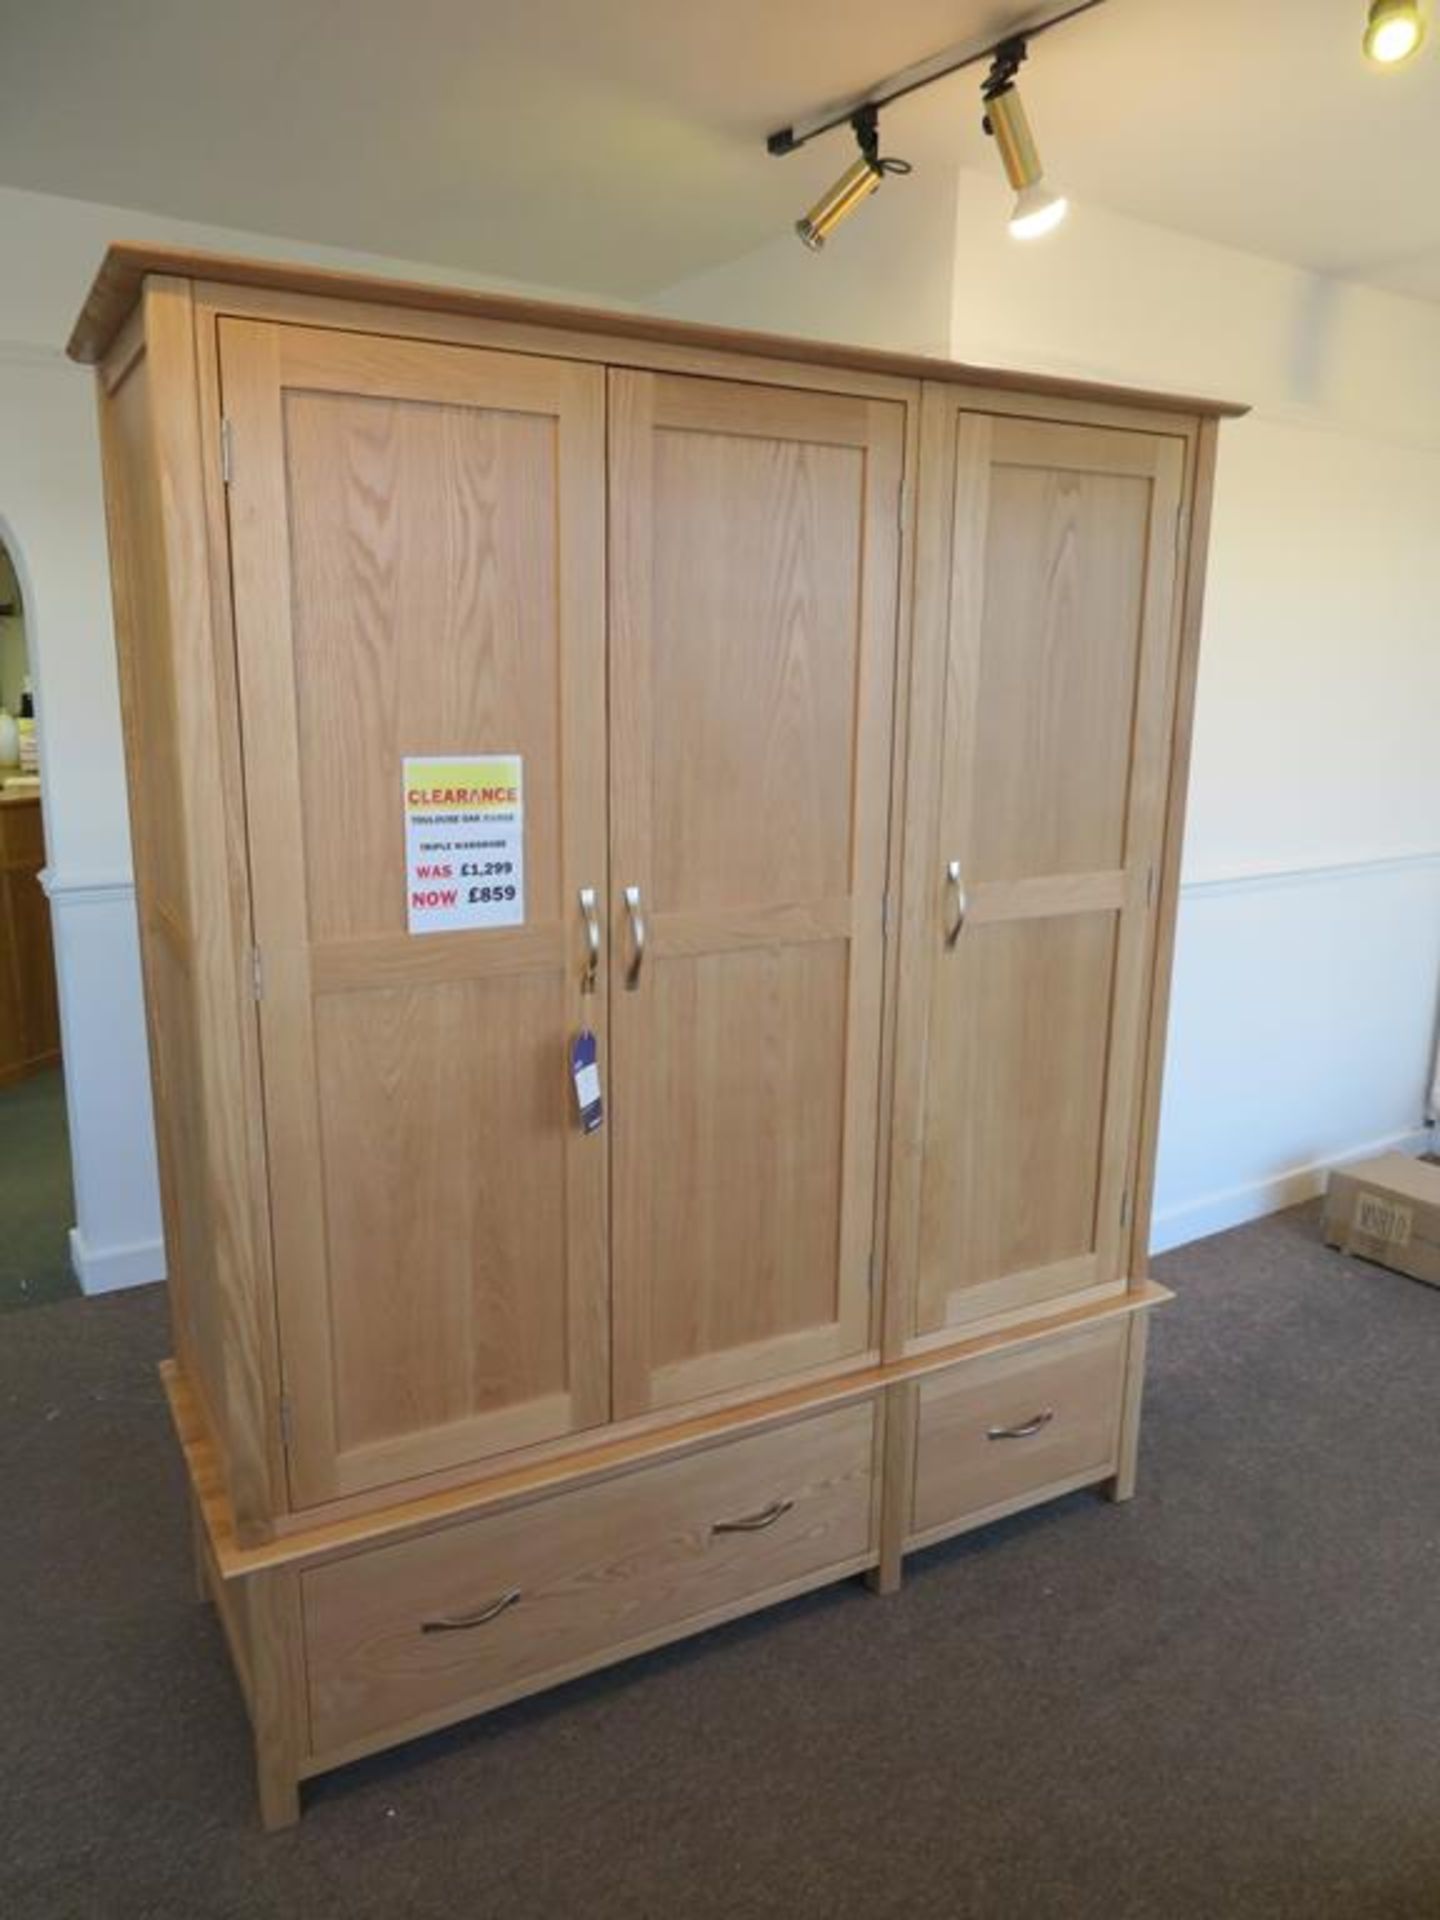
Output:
70 245 1240 1825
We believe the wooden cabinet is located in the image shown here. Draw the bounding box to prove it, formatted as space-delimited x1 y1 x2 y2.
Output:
0 796 60 1086
73 246 1236 1827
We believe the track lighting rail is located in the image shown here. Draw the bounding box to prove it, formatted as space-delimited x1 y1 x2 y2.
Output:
765 0 1107 157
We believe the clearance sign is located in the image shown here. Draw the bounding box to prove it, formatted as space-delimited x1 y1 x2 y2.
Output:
403 754 525 935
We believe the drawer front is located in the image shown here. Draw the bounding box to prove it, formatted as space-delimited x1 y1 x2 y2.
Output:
305 1401 877 1754
911 1321 1128 1542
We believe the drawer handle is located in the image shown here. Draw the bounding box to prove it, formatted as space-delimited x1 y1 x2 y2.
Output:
420 1588 523 1634
712 1497 794 1535
945 858 968 947
986 1409 1055 1442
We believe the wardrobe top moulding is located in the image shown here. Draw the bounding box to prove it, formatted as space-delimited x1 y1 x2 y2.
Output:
66 242 1248 421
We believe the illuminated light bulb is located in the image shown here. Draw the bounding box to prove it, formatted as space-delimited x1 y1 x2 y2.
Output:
1010 181 1069 239
1363 0 1426 64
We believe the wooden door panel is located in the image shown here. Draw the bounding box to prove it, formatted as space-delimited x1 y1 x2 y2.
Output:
610 371 903 1415
283 391 566 940
895 398 1185 1345
917 914 1117 1330
220 321 609 1506
647 942 847 1384
648 428 863 911
968 462 1151 882
315 974 572 1466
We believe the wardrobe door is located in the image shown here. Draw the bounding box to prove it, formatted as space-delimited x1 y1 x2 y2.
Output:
608 371 903 1415
893 396 1184 1345
220 321 609 1506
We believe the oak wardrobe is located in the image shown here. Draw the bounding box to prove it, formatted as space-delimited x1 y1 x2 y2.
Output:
71 246 1238 1826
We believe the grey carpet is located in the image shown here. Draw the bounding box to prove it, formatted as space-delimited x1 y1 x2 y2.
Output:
0 1066 77 1311
4 1200 1440 1919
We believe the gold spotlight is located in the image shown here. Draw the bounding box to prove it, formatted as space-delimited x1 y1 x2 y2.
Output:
1363 0 1427 63
983 41 1068 240
795 107 912 251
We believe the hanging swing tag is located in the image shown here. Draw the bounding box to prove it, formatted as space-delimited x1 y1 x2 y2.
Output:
570 1030 603 1134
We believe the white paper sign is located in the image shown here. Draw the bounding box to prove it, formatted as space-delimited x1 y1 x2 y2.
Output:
403 755 524 935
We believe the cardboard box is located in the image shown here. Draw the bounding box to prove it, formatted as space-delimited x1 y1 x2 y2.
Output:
1324 1153 1440 1288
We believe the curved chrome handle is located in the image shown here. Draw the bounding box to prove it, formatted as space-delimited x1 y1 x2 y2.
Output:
624 885 647 991
945 858 968 948
421 1588 523 1633
712 1497 794 1536
986 1410 1055 1442
578 886 599 995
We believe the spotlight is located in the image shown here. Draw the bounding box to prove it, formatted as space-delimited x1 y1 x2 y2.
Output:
795 106 911 251
1362 0 1426 63
982 40 1069 240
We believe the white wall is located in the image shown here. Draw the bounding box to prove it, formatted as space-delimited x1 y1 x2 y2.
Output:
0 183 620 1293
656 167 1440 1250
652 163 958 356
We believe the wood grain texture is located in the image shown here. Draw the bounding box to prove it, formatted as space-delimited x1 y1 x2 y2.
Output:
892 394 1187 1345
244 1567 306 1829
0 800 59 1083
918 913 1119 1323
1127 420 1221 1277
303 1401 877 1753
1108 1310 1151 1502
608 370 901 1415
867 1383 917 1595
98 291 284 1537
66 244 1248 423
219 319 610 1506
909 1319 1127 1543
168 1286 1172 1580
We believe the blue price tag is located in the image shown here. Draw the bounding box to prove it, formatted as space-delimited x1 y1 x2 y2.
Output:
570 1030 603 1134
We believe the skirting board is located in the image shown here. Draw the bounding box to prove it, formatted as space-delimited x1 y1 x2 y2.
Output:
69 1226 166 1295
1149 1125 1435 1254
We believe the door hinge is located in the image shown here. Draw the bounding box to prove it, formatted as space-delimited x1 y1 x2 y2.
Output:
220 416 234 487
868 1251 877 1294
249 946 264 1002
881 891 892 936
897 481 907 533
278 1394 294 1453
1120 1188 1132 1230
1145 864 1156 909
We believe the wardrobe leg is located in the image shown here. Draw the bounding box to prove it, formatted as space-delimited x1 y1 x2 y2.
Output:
190 1489 214 1604
866 1384 917 1594
257 1750 301 1834
245 1568 306 1831
1107 1312 1151 1504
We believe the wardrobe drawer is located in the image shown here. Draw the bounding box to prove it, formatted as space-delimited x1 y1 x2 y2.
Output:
304 1401 877 1755
910 1321 1128 1544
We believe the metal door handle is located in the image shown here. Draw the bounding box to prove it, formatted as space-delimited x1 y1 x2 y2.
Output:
624 885 646 990
945 858 968 947
578 886 599 995
986 1410 1054 1442
712 1498 794 1535
420 1588 523 1633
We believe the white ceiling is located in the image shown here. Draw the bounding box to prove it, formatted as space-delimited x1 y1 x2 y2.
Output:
0 0 1436 303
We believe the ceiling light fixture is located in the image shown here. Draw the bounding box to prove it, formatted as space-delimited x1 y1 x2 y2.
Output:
1362 0 1427 63
795 107 912 251
982 40 1069 240
766 0 1101 251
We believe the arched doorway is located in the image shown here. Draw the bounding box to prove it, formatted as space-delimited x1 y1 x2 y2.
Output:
0 532 73 1309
